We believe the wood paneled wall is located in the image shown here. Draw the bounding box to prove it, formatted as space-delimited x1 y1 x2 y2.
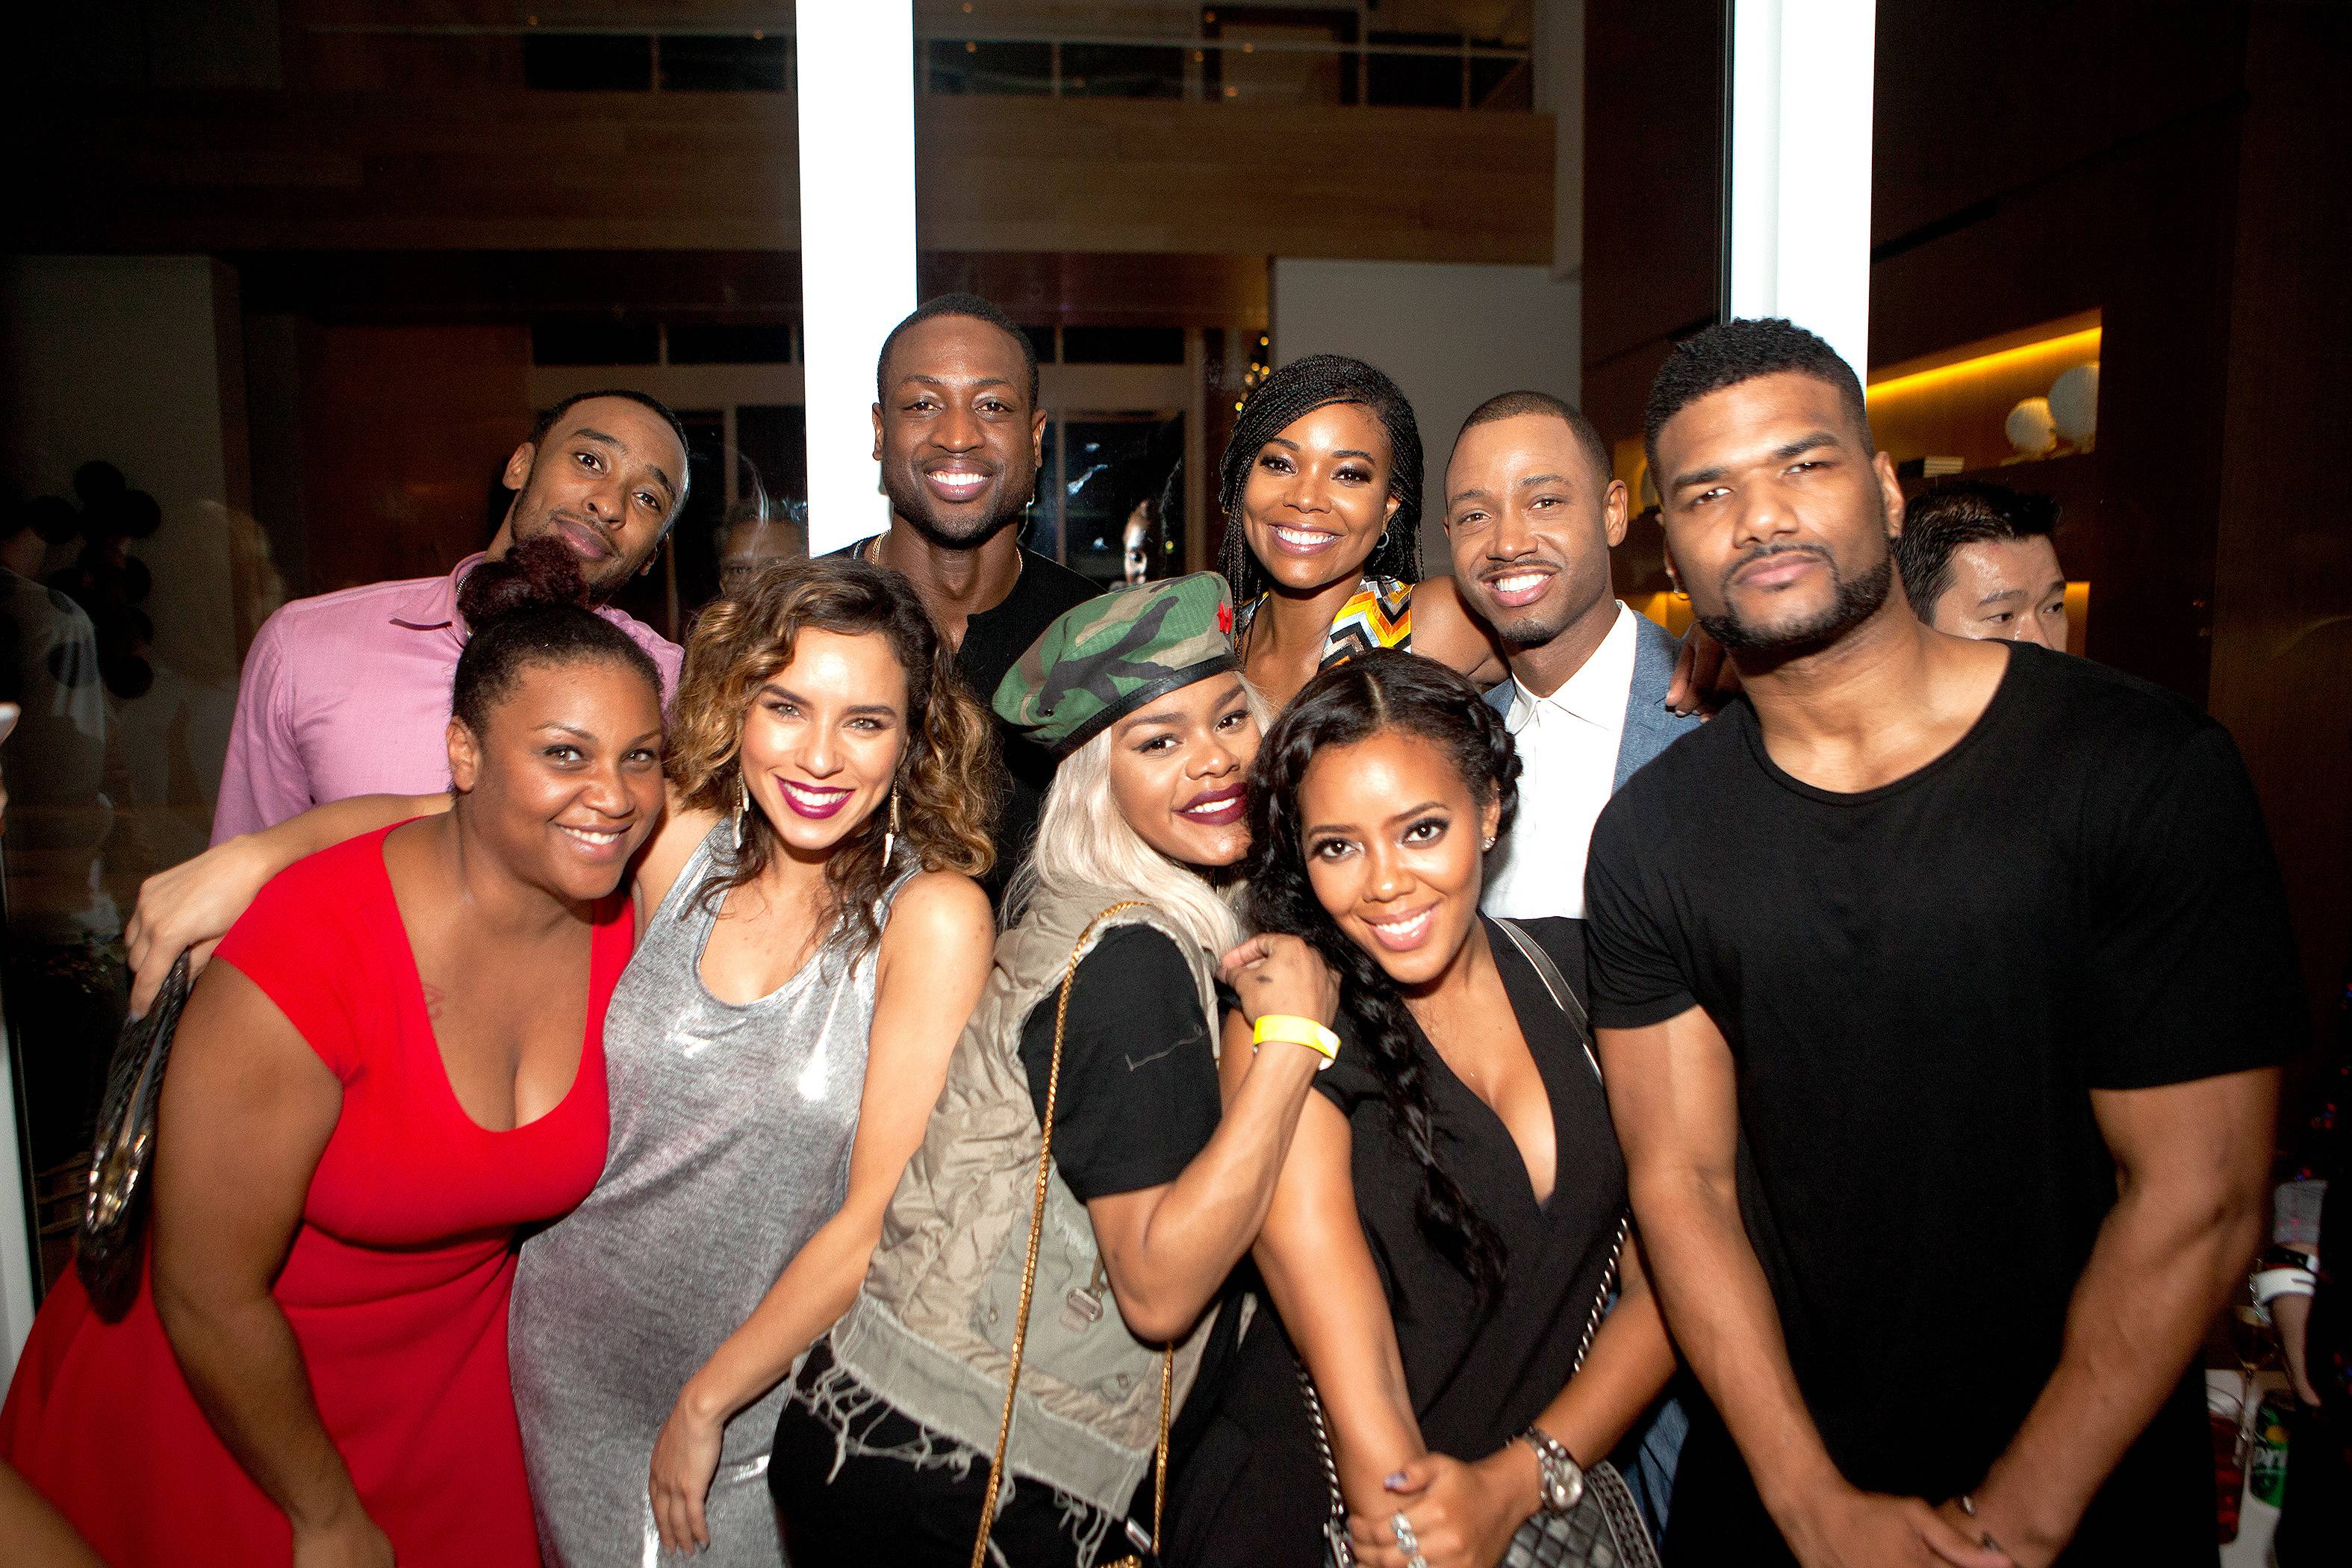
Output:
21 94 1551 265
2206 1 2352 1048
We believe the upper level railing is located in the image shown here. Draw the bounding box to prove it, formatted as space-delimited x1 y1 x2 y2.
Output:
302 20 1534 111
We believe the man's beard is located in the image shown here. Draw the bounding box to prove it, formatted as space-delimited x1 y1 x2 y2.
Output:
882 464 1034 550
1697 541 1893 656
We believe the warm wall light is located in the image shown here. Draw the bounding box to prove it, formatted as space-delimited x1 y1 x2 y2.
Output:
1868 326 2102 401
1865 314 2102 475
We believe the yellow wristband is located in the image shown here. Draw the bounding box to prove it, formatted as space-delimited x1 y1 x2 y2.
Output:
1253 1013 1340 1069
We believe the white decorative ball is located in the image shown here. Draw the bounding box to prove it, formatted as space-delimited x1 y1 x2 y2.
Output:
2048 361 2100 444
2006 396 2057 458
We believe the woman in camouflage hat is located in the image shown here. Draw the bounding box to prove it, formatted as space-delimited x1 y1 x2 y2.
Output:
771 573 1343 1568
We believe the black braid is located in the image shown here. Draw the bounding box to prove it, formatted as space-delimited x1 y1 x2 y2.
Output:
1241 650 1522 1299
1216 354 1425 609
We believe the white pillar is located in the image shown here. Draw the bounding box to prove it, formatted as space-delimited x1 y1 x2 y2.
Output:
1726 0 1877 377
0 1004 36 1378
796 4 920 555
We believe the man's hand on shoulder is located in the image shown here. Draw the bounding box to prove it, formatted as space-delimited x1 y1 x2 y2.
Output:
1666 622 1741 716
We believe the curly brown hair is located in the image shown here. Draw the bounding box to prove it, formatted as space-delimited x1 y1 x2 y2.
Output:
667 556 997 957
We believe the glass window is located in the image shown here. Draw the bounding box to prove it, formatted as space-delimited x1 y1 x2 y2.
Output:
666 324 795 365
1039 415 1185 588
521 34 653 92
531 321 659 367
1062 327 1185 366
658 34 791 93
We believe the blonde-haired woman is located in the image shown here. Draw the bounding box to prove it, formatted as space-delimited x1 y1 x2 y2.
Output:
768 573 1338 1568
119 556 1001 1566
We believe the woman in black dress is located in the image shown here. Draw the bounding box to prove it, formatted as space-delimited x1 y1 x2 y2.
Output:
1193 651 1676 1568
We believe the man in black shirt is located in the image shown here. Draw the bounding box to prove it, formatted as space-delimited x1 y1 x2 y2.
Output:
1584 318 2297 1568
839 294 1097 897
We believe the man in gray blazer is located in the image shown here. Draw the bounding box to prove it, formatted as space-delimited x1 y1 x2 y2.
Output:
1444 391 1701 921
1444 389 1700 1539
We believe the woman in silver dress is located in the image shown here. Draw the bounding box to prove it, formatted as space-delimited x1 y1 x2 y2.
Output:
121 557 1001 1566
514 557 997 1565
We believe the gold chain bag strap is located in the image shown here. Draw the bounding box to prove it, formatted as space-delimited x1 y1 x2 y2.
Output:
970 903 1175 1568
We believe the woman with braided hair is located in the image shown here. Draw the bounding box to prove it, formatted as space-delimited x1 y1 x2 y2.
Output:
1216 355 1504 711
1183 650 1675 1568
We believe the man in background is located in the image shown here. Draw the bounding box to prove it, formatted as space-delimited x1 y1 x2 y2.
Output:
211 390 689 842
1444 391 1699 921
715 498 809 600
1587 317 2296 1567
1893 479 2068 649
841 293 1096 896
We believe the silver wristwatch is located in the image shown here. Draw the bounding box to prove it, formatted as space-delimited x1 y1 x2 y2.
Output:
1519 1425 1586 1515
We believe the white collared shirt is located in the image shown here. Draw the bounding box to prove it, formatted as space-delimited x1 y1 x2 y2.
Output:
1483 600 1640 920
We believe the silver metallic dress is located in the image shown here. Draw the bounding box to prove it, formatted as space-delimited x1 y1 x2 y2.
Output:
511 824 911 1567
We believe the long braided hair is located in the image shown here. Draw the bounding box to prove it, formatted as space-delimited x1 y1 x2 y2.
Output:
1216 354 1425 609
1242 650 1520 1297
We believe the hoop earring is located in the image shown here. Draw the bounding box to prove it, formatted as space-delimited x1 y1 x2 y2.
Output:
882 786 902 867
733 773 750 853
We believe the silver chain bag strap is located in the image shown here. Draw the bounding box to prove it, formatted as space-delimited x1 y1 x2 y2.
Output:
1299 920 1660 1568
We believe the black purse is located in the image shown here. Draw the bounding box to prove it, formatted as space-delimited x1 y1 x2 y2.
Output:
76 952 193 1320
1300 920 1661 1568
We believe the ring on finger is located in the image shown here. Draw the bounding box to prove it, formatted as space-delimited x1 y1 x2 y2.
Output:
1407 1557 1429 1568
1390 1512 1419 1555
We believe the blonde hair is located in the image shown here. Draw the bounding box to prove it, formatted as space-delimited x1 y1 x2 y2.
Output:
1008 676 1271 956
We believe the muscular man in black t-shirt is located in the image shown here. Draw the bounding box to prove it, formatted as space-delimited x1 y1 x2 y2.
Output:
1584 320 2298 1568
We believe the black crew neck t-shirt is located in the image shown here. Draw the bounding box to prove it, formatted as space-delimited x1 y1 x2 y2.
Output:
1015 925 1223 1203
838 539 1097 900
1584 643 2301 1564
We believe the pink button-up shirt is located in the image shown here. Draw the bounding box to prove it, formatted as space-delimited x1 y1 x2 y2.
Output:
210 553 682 844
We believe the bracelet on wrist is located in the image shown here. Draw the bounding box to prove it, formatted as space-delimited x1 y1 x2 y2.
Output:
1251 1012 1339 1069
2254 1264 2318 1310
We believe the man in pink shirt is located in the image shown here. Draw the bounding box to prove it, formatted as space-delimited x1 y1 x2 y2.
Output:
210 391 689 843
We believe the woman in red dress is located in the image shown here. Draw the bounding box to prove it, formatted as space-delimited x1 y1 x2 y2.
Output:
1 540 665 1568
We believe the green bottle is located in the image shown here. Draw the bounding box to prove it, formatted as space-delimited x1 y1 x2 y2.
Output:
2247 1393 2292 1507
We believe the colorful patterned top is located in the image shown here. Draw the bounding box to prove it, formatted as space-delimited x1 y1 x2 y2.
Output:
1236 576 1415 670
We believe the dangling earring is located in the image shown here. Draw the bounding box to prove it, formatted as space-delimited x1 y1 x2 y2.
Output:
881 786 901 866
733 773 751 853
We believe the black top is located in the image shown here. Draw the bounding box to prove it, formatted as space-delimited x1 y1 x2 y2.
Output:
1017 925 1223 1202
838 538 1097 902
1313 916 1627 1460
1584 643 2302 1555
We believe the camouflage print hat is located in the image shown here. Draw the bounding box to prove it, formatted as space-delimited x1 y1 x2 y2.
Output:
995 573 1239 755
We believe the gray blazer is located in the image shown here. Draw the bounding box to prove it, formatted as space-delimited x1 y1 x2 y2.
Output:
1484 606 1702 791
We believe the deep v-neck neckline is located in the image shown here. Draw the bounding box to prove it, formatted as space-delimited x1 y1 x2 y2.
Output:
1409 930 1567 1214
377 827 597 1136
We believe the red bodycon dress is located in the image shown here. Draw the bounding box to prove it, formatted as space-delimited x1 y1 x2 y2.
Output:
1 825 626 1567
